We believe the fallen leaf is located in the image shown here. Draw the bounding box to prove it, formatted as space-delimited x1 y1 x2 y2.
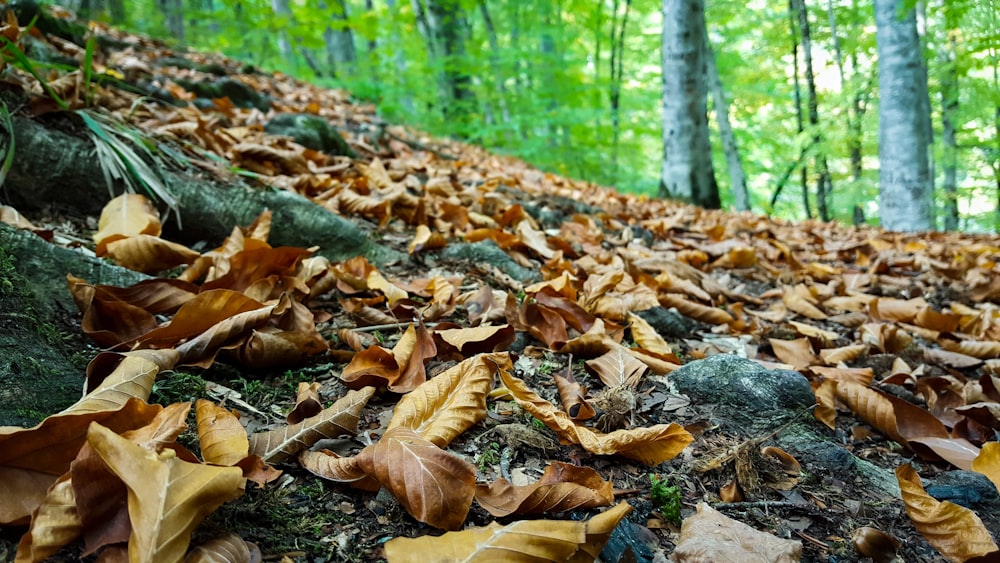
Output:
185 533 262 563
286 382 323 425
387 352 505 447
474 461 614 517
87 423 245 562
971 442 1000 493
196 400 250 466
673 503 802 562
382 501 632 562
358 427 476 530
896 464 999 562
249 387 374 463
499 369 693 464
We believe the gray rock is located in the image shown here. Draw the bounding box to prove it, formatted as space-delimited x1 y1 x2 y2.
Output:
265 113 356 158
670 354 814 430
634 306 696 339
440 240 540 283
926 470 1000 510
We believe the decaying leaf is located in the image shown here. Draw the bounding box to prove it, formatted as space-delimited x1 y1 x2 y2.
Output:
499 369 693 464
554 368 596 421
286 382 323 424
387 352 505 447
474 461 614 517
896 464 999 562
249 387 375 463
196 400 249 466
87 423 246 562
14 474 81 563
358 427 476 530
971 442 1000 493
185 533 262 563
0 398 163 526
383 501 632 562
673 503 802 562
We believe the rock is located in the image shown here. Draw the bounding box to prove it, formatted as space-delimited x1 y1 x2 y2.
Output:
173 77 271 112
635 306 696 339
926 470 1000 510
786 439 856 475
440 240 540 283
669 354 814 430
264 113 356 158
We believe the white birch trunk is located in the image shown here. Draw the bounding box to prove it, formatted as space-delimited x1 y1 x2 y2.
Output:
875 0 933 231
660 0 715 207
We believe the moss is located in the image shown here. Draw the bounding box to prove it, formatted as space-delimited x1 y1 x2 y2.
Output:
650 474 682 525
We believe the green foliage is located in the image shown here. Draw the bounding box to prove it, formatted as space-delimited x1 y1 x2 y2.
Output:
104 0 1000 231
649 474 682 525
475 441 502 470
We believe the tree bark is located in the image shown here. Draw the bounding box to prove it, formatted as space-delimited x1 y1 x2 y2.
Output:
793 0 831 221
939 4 959 231
158 0 184 43
323 0 357 79
271 0 293 62
875 0 934 231
609 0 632 176
705 41 749 212
659 0 719 209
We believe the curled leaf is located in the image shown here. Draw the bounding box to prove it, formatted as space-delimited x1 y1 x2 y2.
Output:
474 461 614 517
383 501 632 562
896 464 999 562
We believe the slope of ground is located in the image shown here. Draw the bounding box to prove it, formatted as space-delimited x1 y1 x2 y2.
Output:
1 3 999 563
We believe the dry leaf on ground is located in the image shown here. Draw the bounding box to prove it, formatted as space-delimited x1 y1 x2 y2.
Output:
383 501 632 562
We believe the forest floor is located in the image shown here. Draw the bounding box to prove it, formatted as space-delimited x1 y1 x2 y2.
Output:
1 4 1000 563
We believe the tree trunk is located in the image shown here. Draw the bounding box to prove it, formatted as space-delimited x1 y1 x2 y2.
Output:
478 0 510 129
158 0 184 43
386 0 414 113
413 0 475 127
875 0 934 231
593 2 604 142
705 41 748 212
769 0 812 218
939 4 959 231
107 0 125 23
659 0 719 209
794 0 831 221
609 0 632 176
323 0 357 79
271 0 293 62
829 0 865 184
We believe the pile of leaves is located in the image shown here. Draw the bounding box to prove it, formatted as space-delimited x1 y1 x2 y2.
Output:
1 4 999 562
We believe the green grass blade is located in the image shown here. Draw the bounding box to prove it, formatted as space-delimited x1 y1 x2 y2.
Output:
0 103 15 192
0 36 69 110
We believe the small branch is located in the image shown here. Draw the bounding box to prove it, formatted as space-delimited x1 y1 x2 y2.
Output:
386 131 458 161
350 321 439 332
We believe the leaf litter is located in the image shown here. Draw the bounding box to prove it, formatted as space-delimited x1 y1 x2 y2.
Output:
0 5 998 563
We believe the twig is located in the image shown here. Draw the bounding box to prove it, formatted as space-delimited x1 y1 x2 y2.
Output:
713 501 813 510
350 321 439 332
386 131 458 161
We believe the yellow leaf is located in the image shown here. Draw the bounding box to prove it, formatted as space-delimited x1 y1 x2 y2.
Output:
896 464 998 562
87 423 245 562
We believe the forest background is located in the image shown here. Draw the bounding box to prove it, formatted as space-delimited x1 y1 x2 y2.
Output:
70 0 1000 232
